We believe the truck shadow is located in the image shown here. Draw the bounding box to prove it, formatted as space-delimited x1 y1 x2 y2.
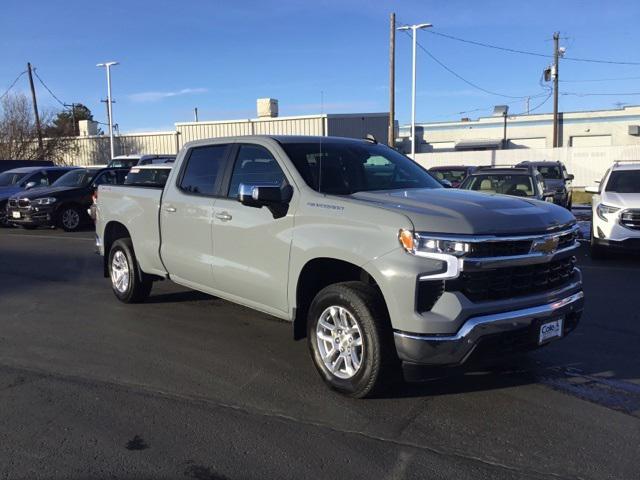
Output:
145 290 215 304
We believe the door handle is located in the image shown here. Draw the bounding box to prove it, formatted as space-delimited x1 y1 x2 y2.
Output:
215 212 232 221
165 206 177 213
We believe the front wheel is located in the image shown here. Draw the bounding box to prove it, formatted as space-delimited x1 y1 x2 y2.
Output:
59 205 83 232
307 281 399 398
108 238 153 303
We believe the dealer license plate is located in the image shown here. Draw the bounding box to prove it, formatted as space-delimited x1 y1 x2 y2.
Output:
539 317 563 344
11 211 20 219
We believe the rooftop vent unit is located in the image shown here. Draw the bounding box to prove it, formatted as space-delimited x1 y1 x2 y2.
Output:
257 98 279 118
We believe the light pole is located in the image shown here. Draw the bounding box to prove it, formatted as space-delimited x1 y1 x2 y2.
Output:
493 105 509 149
96 61 119 159
397 22 432 159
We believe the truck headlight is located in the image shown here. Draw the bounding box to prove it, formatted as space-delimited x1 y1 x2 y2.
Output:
596 203 620 222
399 229 470 257
32 197 57 205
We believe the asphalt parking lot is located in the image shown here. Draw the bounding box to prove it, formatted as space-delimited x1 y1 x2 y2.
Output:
0 225 639 480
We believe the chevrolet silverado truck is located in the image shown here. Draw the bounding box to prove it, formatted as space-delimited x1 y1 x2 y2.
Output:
95 135 584 398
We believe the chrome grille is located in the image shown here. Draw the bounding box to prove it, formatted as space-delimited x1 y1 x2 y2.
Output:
621 209 640 230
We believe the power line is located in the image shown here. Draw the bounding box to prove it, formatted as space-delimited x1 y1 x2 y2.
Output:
562 76 640 83
426 29 640 66
527 92 553 113
562 91 640 97
32 69 66 107
399 29 546 100
0 71 27 102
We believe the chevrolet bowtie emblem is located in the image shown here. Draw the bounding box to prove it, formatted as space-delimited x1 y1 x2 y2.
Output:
531 236 559 254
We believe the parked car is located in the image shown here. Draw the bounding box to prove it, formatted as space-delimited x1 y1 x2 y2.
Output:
107 154 176 168
459 166 555 202
96 135 583 398
7 167 128 231
586 160 640 258
89 164 173 222
0 160 54 173
428 165 476 188
0 166 78 225
517 161 574 209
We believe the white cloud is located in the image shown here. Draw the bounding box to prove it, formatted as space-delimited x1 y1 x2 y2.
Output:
128 88 208 103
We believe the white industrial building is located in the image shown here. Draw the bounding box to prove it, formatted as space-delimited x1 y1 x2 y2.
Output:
62 98 390 166
398 105 640 152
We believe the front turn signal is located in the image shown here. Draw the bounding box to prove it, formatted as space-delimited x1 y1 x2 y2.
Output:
398 229 415 252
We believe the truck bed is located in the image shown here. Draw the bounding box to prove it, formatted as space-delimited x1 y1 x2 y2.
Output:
96 185 167 277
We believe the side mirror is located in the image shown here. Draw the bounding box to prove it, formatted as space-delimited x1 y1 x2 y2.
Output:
24 181 37 190
585 185 599 194
238 183 292 207
566 174 575 181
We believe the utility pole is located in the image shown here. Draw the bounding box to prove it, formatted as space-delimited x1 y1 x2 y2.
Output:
194 107 199 122
552 32 560 148
525 97 530 115
388 13 396 147
27 62 44 158
64 103 77 135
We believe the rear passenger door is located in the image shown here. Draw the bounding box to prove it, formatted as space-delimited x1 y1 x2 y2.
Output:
160 144 231 289
210 143 294 315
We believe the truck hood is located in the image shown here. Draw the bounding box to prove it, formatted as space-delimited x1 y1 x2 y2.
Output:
601 192 640 209
349 188 575 235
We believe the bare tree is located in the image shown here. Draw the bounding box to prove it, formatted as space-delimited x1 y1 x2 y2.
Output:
0 93 78 164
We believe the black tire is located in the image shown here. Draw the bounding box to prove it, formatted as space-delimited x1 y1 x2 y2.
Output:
58 205 84 232
307 281 399 398
108 238 153 303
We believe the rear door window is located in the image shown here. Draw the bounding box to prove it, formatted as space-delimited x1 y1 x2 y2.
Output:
179 145 230 196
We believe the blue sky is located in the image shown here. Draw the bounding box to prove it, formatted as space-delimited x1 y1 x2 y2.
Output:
2 0 640 132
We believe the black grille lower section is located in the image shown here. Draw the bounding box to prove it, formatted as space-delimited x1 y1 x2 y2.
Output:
416 280 445 312
621 209 640 230
468 240 531 258
448 256 576 302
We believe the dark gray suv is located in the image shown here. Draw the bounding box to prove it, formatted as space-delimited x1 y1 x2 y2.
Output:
517 161 574 209
459 166 555 202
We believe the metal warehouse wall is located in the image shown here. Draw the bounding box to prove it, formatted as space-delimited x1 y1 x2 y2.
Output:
55 113 389 165
326 114 389 144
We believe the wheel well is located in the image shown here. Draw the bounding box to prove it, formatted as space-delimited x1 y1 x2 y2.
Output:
103 221 131 277
293 258 382 340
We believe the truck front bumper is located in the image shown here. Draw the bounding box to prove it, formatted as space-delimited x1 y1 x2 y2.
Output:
394 290 584 366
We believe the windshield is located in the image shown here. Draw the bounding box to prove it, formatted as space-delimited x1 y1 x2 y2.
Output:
280 141 442 194
52 169 97 188
461 174 536 197
124 168 171 187
429 169 468 183
108 159 138 168
0 171 28 187
536 165 562 179
606 170 640 193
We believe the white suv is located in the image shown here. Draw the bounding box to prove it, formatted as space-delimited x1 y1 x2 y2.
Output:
586 161 640 257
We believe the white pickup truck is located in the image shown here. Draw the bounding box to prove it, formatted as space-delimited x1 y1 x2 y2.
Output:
96 135 584 397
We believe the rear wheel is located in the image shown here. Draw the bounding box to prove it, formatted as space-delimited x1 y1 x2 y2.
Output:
307 281 399 398
108 238 152 303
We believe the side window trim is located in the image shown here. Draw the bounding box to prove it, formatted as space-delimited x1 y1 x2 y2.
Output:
175 143 232 198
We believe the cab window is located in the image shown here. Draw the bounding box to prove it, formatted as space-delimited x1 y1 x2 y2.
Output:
227 145 286 198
